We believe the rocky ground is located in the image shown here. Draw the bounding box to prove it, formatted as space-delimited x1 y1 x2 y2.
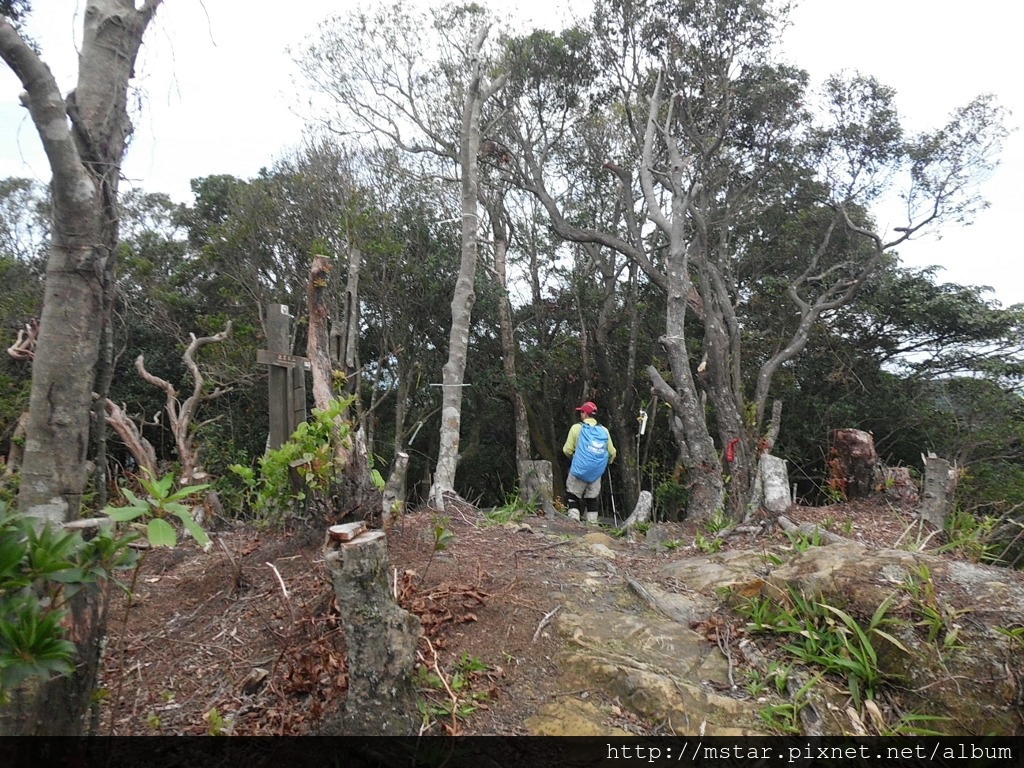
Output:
94 494 1015 736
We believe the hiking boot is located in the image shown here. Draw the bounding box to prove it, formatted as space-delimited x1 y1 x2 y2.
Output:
567 509 581 522
584 511 598 525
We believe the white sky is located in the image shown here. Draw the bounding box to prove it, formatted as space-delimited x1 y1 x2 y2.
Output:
1 0 1021 305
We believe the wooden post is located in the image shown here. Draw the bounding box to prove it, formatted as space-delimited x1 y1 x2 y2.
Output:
321 529 421 735
257 304 309 450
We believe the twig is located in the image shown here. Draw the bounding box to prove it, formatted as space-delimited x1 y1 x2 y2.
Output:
266 561 295 622
219 537 242 595
716 624 735 689
422 635 461 737
533 605 562 642
515 538 574 555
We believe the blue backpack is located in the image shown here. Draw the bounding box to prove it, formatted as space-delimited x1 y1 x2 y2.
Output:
570 422 611 483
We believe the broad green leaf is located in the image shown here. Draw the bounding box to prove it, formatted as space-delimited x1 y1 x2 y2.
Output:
104 506 147 522
173 510 211 550
147 518 177 548
47 567 87 584
0 535 27 582
167 483 209 502
120 488 145 507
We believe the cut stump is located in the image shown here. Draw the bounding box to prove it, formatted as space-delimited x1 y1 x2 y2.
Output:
320 529 421 735
829 429 879 500
918 454 956 529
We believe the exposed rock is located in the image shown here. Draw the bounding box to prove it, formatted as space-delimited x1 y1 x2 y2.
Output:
525 698 633 736
657 550 769 593
527 532 1024 736
762 542 1024 735
581 531 618 548
554 608 764 735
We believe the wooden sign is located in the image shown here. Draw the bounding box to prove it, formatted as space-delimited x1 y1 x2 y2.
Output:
257 304 309 450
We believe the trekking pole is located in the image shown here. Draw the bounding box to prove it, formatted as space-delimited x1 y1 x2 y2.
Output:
607 467 618 527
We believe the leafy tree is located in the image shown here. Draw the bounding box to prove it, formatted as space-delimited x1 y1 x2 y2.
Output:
500 0 1008 520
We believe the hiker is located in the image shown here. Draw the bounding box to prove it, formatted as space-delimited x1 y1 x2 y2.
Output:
562 401 616 523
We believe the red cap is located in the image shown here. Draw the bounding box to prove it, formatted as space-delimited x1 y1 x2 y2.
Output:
576 401 598 415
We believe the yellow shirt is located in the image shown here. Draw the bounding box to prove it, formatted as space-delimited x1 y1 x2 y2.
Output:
563 418 616 462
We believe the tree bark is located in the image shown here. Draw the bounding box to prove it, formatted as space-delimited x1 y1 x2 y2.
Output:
829 429 880 500
1 1 163 737
430 25 505 506
382 451 409 530
623 490 653 535
308 255 339 413
308 253 375 514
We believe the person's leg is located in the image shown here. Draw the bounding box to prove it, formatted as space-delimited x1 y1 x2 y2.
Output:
583 479 602 524
565 475 584 522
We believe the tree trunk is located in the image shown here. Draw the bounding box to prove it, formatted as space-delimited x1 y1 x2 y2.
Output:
623 489 653 535
308 255 340 413
308 254 375 514
519 459 557 516
382 451 409 530
341 247 361 396
1 1 163 737
321 530 420 735
489 207 532 489
2 1 162 527
639 72 723 522
430 26 505 506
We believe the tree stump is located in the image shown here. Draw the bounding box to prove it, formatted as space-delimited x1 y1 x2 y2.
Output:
623 490 653 536
918 455 956 529
382 451 409 530
320 529 421 735
760 455 792 513
829 429 880 499
882 466 919 505
519 460 557 516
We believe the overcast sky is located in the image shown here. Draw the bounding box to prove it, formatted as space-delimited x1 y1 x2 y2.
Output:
2 1 1020 305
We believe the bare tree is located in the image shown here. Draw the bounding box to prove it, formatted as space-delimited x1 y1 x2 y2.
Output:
135 323 233 486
